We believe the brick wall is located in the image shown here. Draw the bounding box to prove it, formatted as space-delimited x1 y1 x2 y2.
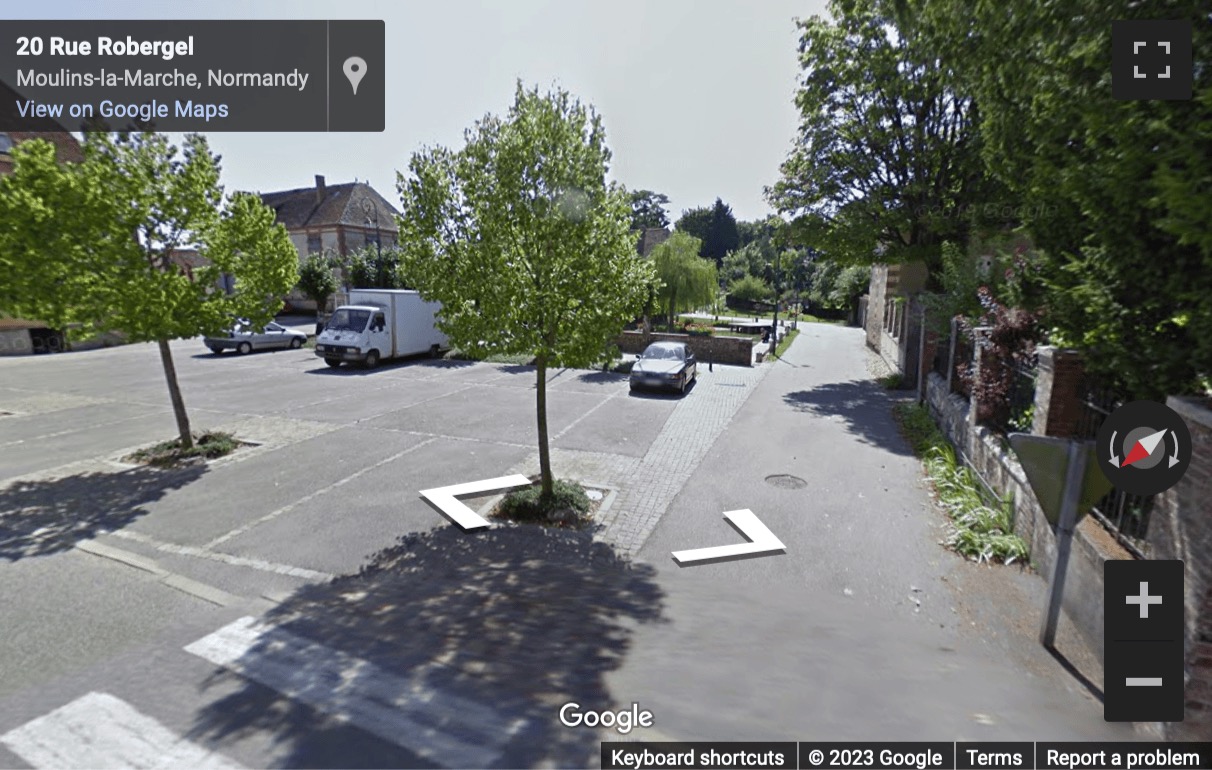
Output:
1149 396 1212 739
1032 348 1086 438
616 331 754 367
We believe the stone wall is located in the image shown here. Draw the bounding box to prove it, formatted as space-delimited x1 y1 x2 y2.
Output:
616 331 754 367
865 265 886 350
1149 396 1212 738
924 370 1128 668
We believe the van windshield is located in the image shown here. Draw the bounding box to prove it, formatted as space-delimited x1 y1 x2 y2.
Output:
326 309 371 332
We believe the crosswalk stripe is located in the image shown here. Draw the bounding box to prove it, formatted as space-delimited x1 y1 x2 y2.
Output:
0 692 244 770
184 616 526 768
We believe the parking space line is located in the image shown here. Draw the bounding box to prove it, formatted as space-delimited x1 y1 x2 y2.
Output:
108 530 333 582
202 436 440 549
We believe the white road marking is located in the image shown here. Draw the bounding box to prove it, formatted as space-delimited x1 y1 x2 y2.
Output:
0 692 243 770
185 617 526 768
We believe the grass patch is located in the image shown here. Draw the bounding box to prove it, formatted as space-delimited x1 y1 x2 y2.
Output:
771 328 800 359
878 372 906 390
799 314 845 325
125 430 243 468
443 348 534 365
893 403 1029 565
494 478 592 528
893 401 945 455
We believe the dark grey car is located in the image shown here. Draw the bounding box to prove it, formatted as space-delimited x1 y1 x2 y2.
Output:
629 341 697 394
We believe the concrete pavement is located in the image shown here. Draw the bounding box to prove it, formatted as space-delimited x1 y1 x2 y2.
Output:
612 323 1132 742
0 326 1138 768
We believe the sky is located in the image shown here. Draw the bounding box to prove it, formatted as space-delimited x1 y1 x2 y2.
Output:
12 0 829 223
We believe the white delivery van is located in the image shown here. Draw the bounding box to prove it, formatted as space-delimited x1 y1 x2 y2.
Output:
315 289 448 368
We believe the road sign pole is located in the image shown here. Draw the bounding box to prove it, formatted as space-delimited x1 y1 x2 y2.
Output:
1041 439 1088 649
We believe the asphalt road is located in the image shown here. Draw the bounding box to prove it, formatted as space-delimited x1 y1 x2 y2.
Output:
0 328 1135 769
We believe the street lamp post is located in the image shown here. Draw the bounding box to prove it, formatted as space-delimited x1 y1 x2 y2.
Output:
768 260 780 356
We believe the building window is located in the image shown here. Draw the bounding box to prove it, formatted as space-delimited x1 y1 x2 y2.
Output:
307 233 322 254
0 133 12 153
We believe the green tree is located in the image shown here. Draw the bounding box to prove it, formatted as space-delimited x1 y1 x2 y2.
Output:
728 274 774 304
675 206 712 246
344 245 405 289
737 217 779 249
628 189 670 230
724 239 777 283
767 0 994 279
397 83 652 502
0 140 98 329
650 231 717 327
702 198 740 266
0 133 298 449
909 0 1212 397
298 251 339 321
806 259 869 312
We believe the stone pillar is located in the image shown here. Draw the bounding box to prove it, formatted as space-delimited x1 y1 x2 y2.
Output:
1032 347 1086 438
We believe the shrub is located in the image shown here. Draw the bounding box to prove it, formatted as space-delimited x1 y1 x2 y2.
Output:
127 431 241 467
727 274 774 303
496 479 591 527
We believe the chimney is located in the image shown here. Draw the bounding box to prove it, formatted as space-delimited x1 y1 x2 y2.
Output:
314 174 326 204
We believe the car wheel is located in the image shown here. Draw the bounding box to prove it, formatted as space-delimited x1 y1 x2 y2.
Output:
679 375 687 394
290 336 304 349
325 358 341 368
364 350 380 369
208 346 223 355
429 344 441 358
237 341 252 355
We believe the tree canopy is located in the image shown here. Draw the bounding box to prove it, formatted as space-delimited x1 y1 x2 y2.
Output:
396 82 652 500
628 189 671 230
904 0 1212 397
767 0 993 277
702 198 740 265
650 231 718 326
0 132 298 446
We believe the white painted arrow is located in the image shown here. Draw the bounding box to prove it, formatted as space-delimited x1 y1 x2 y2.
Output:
671 509 786 565
420 474 532 531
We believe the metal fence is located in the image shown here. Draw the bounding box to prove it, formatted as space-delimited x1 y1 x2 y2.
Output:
1073 376 1154 557
985 354 1038 435
952 328 974 400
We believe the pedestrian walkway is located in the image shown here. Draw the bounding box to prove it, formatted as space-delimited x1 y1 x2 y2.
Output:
508 361 772 556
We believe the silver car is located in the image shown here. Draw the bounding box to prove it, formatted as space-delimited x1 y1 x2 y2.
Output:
629 341 697 394
205 321 308 355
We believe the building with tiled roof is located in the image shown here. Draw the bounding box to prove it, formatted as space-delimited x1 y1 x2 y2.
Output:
260 175 399 263
636 227 671 256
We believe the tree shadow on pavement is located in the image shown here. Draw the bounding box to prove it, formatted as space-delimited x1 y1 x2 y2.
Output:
0 465 206 561
782 379 913 456
187 524 666 768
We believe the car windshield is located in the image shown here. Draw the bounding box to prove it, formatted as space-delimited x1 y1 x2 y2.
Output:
326 309 371 332
643 345 683 361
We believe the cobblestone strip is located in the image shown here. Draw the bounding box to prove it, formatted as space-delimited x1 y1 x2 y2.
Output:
511 364 773 557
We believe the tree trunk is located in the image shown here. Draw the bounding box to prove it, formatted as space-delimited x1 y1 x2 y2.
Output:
535 354 553 501
157 338 193 449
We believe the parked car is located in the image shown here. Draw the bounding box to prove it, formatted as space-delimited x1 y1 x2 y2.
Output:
205 321 308 355
630 341 697 394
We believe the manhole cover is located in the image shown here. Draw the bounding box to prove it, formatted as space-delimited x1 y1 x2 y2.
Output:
765 474 808 490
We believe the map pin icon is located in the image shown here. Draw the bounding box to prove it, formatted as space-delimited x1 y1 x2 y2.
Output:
343 56 367 95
